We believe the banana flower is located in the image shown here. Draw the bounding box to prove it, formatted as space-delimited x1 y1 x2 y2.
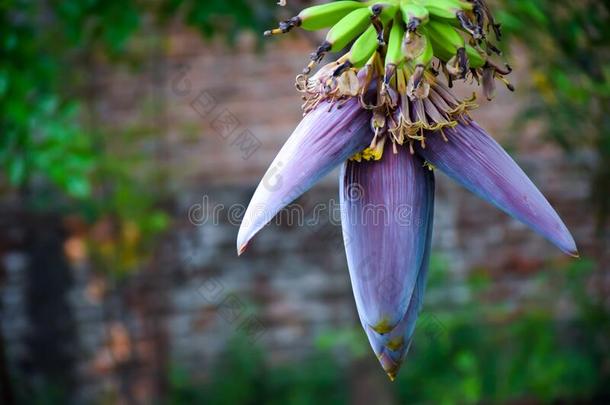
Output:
238 0 577 380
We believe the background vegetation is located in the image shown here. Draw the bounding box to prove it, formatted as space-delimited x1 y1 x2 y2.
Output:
499 0 610 230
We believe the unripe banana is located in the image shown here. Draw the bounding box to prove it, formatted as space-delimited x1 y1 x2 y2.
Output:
426 20 485 67
305 7 375 75
427 21 486 77
333 24 381 77
427 38 452 62
264 1 365 36
385 18 406 68
369 2 400 47
426 20 465 61
400 3 429 31
465 45 485 68
299 1 367 30
424 0 482 40
427 20 464 46
379 18 406 106
401 3 429 62
327 7 376 52
335 3 401 77
348 26 380 68
370 2 400 21
414 0 472 20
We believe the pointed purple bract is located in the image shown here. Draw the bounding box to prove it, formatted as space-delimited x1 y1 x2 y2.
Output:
362 168 435 380
417 121 577 256
237 98 371 254
340 145 435 339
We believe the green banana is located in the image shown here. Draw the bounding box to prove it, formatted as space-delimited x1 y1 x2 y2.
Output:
348 26 380 68
299 1 367 30
305 7 375 75
426 20 465 61
264 1 365 36
414 0 472 20
400 3 429 30
370 2 400 21
369 2 400 46
465 45 485 68
333 3 400 76
427 20 486 78
426 20 486 68
385 18 406 68
326 7 375 52
423 0 482 40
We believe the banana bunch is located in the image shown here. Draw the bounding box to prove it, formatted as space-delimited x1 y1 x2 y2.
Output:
266 0 512 103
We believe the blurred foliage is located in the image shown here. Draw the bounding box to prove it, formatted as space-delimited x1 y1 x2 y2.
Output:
159 0 273 44
167 258 610 404
169 335 349 405
497 0 610 230
392 258 610 404
0 0 272 275
0 2 94 199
